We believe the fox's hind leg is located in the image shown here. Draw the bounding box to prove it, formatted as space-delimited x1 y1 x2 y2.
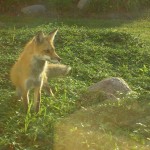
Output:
43 82 54 97
43 74 54 96
16 87 22 100
16 87 29 112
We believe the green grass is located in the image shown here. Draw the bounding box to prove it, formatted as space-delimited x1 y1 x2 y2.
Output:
0 15 150 149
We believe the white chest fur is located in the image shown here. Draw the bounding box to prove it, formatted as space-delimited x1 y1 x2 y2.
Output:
25 56 48 90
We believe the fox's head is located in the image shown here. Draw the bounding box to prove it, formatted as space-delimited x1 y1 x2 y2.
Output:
34 29 61 63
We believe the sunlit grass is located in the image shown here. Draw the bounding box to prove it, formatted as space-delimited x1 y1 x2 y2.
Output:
0 15 150 149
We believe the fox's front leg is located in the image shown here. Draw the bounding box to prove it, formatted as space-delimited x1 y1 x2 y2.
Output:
34 86 41 113
22 90 29 113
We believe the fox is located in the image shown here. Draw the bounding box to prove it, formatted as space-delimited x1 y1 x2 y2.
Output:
10 29 67 113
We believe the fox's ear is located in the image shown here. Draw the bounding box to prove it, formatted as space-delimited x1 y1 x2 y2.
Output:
35 31 45 43
49 29 58 42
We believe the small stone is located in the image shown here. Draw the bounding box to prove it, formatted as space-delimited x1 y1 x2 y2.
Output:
21 5 46 15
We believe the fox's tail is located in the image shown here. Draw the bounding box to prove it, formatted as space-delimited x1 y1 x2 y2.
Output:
46 64 71 79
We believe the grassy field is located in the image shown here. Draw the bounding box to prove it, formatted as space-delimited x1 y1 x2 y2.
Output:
0 15 150 150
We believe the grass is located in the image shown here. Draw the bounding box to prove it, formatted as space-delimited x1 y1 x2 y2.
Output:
0 15 150 149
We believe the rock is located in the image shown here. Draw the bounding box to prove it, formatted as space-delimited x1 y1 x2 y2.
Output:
88 77 132 96
77 0 90 9
21 5 46 15
79 77 132 107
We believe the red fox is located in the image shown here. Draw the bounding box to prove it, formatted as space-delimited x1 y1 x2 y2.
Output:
10 29 67 113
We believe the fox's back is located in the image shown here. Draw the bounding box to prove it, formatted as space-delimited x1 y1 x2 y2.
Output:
10 40 35 87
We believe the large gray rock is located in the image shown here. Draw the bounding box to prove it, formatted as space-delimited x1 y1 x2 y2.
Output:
21 5 46 15
80 77 132 107
88 77 132 96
